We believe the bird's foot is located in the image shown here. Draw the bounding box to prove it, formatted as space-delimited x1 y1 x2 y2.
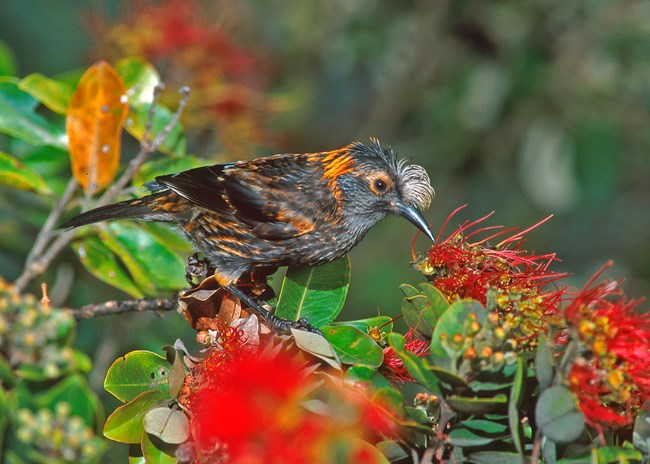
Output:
225 284 322 335
185 253 215 288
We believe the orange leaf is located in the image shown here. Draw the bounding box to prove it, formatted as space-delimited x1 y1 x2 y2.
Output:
66 61 128 193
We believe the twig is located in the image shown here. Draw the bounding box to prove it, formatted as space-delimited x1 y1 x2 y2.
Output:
73 297 179 320
13 85 191 293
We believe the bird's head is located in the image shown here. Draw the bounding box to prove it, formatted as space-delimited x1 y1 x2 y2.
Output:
322 139 436 241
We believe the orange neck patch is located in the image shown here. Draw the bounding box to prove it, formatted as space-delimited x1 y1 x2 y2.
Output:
310 149 356 189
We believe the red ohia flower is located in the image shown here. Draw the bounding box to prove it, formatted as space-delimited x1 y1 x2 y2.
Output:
381 329 429 383
565 262 650 428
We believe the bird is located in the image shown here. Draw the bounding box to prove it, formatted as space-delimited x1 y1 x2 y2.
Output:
62 139 436 332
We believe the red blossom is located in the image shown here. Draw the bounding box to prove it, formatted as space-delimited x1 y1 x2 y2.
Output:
183 327 395 463
564 263 650 427
381 329 429 383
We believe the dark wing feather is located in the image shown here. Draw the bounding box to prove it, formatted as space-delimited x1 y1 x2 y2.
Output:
154 157 324 240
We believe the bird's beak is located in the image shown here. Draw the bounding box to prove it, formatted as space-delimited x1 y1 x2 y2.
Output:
395 202 435 242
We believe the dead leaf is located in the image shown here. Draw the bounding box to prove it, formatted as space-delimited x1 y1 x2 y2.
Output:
66 61 128 193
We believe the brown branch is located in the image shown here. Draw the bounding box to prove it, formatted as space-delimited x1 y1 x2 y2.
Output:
73 297 179 320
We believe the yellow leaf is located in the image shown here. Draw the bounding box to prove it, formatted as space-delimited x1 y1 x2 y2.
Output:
66 61 128 193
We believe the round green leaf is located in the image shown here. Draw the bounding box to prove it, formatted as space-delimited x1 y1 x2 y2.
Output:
321 325 383 367
104 350 171 402
143 407 189 444
104 390 167 444
276 256 351 328
535 385 584 444
430 300 487 360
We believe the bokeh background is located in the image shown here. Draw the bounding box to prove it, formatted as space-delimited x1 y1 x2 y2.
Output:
1 0 649 410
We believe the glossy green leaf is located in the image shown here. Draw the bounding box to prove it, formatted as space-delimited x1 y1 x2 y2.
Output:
321 325 383 367
467 451 525 464
291 328 341 369
103 222 187 294
376 440 408 462
508 356 525 457
387 332 441 393
535 385 584 444
535 334 554 391
143 407 189 444
446 394 508 415
19 73 74 114
427 363 469 388
276 256 351 327
0 40 17 76
0 151 51 194
128 444 146 464
0 79 67 149
116 57 161 105
104 350 171 403
430 299 487 360
331 315 394 335
73 237 144 298
141 432 177 464
34 374 103 427
461 418 508 435
104 390 167 444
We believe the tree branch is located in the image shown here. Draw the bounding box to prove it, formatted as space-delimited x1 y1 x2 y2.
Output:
73 297 179 320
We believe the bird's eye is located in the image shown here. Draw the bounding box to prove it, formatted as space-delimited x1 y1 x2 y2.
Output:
373 179 387 192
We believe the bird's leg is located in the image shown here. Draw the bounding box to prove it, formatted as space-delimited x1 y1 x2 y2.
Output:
185 253 215 288
224 284 322 335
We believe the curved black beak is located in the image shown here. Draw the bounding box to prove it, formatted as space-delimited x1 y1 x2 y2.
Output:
395 202 435 242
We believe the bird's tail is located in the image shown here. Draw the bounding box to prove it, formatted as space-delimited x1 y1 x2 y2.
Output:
60 193 171 229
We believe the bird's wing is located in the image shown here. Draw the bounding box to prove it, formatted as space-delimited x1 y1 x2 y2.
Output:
154 159 325 240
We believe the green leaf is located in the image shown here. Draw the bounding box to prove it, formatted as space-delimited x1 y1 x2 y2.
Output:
0 150 52 194
143 407 189 444
116 57 161 105
508 356 525 457
446 394 509 415
535 334 554 391
448 427 507 447
345 365 395 391
276 256 350 327
161 346 185 400
418 282 450 318
73 237 145 299
387 333 441 393
535 385 584 444
291 328 341 370
376 440 408 461
400 284 436 337
104 390 167 444
467 451 525 464
331 315 394 334
34 374 104 427
103 222 187 294
141 432 177 464
0 40 17 76
0 79 66 149
104 350 171 402
321 325 383 367
461 419 508 435
18 73 74 114
430 299 487 360
427 363 469 388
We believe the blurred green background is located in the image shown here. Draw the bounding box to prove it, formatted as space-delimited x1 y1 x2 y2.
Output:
1 0 649 406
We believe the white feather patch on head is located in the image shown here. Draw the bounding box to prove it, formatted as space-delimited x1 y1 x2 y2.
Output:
397 161 435 211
